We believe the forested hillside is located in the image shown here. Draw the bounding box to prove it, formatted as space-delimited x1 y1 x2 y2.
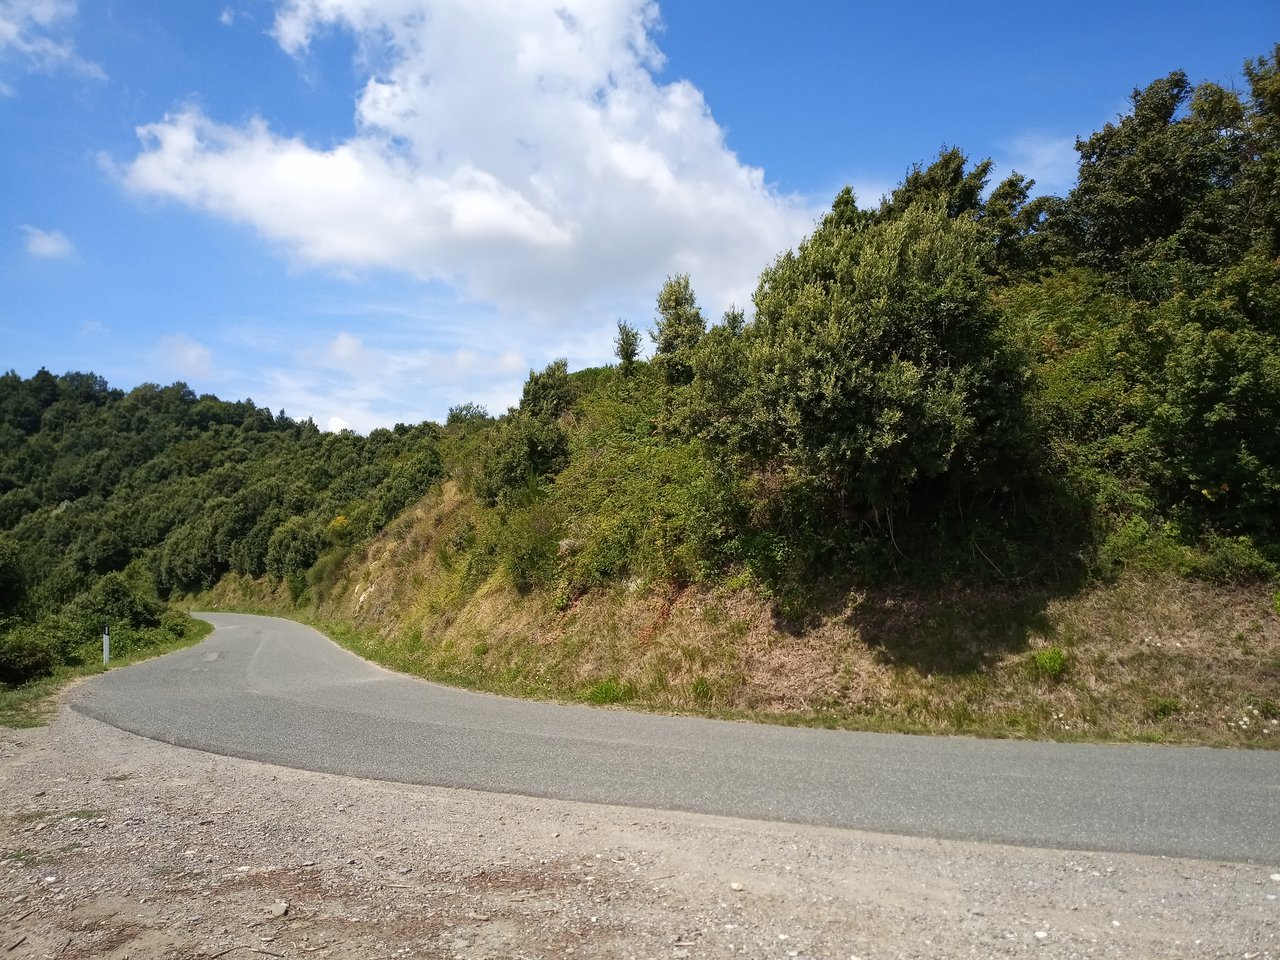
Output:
0 376 441 684
4 48 1280 741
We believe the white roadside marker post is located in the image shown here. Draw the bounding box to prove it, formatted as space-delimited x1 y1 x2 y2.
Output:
102 623 110 665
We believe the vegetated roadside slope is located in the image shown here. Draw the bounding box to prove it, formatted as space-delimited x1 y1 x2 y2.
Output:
204 480 1280 749
9 47 1280 745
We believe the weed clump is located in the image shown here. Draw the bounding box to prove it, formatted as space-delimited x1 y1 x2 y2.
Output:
584 678 632 705
1031 646 1068 680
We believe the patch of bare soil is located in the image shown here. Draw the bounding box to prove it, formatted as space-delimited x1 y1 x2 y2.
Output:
1 702 1276 960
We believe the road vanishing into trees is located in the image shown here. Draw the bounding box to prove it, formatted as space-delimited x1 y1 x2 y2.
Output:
69 613 1280 863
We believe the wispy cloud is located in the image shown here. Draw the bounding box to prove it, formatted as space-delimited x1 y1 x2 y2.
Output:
0 0 104 80
78 319 107 339
1001 132 1079 197
120 0 814 323
21 224 74 258
156 333 214 379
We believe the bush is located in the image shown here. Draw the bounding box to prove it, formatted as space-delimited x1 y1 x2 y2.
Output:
0 622 61 685
0 534 26 616
266 516 321 582
497 494 565 592
474 413 569 507
555 436 724 590
158 609 193 641
62 572 162 647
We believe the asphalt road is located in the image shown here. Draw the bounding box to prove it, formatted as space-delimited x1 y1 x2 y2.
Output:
69 613 1280 863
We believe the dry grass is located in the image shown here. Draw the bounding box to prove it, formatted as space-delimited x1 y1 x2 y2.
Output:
202 487 1280 748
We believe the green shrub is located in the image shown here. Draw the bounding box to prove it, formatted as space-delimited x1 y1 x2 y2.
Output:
497 495 565 592
1187 533 1276 583
266 516 321 582
0 623 61 685
158 609 191 641
308 545 353 602
62 573 162 648
475 413 568 507
1096 516 1189 576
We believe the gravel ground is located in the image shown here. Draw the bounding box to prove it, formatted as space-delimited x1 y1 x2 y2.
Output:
1 699 1276 960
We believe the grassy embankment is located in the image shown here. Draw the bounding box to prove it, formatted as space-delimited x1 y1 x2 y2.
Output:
0 617 213 728
199 482 1280 749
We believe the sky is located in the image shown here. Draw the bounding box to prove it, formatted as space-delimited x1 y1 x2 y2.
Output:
1 1 1276 432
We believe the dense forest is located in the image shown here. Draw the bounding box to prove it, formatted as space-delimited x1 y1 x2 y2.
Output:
3 47 1280 702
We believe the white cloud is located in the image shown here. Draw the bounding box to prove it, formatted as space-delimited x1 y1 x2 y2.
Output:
0 0 103 79
219 7 236 26
21 224 73 257
157 333 214 379
848 178 894 211
259 329 533 432
121 0 813 319
1002 132 1079 197
195 316 532 433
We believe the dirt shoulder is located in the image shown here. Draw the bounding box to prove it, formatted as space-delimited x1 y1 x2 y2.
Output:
1 701 1276 960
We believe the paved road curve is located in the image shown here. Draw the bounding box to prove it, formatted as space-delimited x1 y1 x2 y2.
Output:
70 613 1280 863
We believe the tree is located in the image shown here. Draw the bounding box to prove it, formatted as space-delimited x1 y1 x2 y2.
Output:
266 516 321 585
1063 71 1251 281
651 274 706 386
613 320 641 375
875 147 991 222
721 306 746 335
980 172 1062 279
1143 254 1280 539
446 402 491 430
520 359 574 421
1242 44 1280 256
0 534 25 617
740 196 1027 520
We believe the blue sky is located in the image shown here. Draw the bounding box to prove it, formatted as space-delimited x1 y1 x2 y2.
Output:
2 1 1276 431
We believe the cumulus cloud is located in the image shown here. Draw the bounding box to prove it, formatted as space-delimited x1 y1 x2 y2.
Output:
0 0 103 79
122 0 813 317
21 224 73 257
